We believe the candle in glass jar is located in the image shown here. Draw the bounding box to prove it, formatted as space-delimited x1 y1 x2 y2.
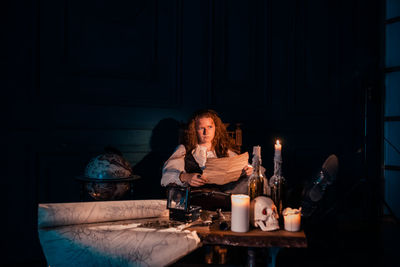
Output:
231 194 250 232
283 208 301 232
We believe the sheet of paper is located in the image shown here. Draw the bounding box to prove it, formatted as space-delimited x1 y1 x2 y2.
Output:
38 200 168 228
203 152 249 185
38 200 200 267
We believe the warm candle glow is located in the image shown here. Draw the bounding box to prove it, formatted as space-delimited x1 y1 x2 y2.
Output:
231 194 249 204
231 194 250 233
283 208 301 232
274 139 282 160
275 140 281 150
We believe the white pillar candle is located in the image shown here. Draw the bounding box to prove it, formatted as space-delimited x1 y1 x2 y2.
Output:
283 208 301 232
231 194 250 233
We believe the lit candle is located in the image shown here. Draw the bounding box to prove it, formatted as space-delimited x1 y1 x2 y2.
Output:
283 208 301 232
274 140 282 160
231 194 250 232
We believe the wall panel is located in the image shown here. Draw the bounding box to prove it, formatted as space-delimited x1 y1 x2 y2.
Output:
209 0 265 108
39 0 181 107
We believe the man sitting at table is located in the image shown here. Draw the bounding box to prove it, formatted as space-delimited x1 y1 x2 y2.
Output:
160 109 253 202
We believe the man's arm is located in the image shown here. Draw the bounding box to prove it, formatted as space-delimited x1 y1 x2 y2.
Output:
161 145 187 187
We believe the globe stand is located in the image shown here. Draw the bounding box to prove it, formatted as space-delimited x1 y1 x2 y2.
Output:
75 175 140 201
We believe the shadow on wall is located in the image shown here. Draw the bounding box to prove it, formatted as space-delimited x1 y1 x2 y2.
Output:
132 118 181 200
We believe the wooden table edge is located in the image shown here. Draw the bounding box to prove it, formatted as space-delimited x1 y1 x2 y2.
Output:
189 227 307 248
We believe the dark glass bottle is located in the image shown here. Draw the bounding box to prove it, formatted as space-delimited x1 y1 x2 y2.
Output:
269 151 285 216
248 146 264 200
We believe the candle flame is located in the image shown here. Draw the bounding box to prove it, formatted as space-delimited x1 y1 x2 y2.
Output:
276 140 280 145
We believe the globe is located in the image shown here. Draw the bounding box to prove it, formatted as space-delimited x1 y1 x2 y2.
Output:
77 148 139 201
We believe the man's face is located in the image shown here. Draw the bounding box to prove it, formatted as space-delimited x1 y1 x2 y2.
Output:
195 117 215 145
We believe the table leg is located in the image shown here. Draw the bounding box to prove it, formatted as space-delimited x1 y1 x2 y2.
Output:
204 245 213 264
247 248 256 267
130 181 134 199
268 247 280 267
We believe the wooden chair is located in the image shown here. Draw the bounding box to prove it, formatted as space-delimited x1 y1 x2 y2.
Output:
226 123 242 153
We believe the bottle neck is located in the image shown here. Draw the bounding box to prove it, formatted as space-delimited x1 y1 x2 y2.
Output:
253 157 262 173
273 159 282 177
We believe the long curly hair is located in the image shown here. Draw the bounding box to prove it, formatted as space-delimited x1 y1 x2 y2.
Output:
183 109 238 157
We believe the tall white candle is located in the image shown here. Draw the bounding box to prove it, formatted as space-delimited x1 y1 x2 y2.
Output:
231 194 250 233
274 140 282 160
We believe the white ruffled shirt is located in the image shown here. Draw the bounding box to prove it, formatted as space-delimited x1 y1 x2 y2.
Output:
161 144 237 186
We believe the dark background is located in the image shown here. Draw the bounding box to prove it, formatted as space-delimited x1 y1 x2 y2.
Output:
3 0 387 265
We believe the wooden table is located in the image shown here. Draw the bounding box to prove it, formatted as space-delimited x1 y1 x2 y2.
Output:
188 225 307 267
191 226 306 247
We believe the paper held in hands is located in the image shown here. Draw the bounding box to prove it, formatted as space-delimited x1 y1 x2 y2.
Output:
203 152 249 185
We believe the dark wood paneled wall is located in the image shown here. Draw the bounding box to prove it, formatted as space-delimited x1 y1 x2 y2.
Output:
4 0 382 264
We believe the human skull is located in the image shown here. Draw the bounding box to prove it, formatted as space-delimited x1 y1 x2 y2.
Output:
250 196 279 231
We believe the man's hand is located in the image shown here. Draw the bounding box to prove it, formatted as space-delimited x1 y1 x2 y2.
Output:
179 172 209 187
242 165 253 177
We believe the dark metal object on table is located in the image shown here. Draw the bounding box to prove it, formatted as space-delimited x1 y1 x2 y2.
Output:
166 186 201 222
208 209 231 231
76 147 140 201
190 189 232 211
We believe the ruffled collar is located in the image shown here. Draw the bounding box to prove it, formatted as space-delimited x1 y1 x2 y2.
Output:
191 145 216 168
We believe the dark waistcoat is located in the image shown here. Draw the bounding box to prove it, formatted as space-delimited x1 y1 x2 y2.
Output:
184 152 203 174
